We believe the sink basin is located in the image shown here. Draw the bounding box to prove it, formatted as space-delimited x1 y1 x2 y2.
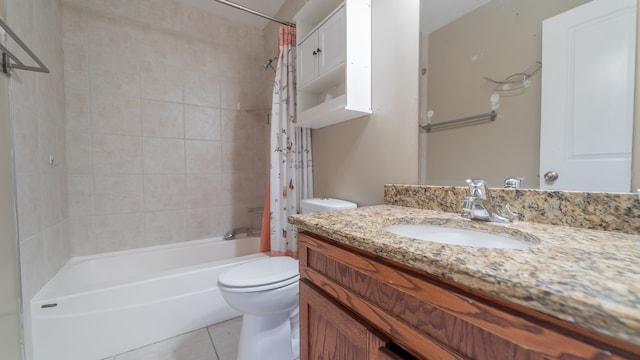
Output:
384 224 531 249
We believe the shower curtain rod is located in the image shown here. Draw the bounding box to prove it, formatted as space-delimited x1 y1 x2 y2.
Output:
212 0 296 28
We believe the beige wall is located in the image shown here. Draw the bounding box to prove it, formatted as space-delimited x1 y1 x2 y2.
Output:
426 0 589 188
0 0 22 357
311 0 420 206
62 0 271 256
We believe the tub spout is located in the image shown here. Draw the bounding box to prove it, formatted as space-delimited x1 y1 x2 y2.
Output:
223 227 250 240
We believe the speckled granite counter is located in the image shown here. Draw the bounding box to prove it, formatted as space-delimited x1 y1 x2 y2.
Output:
289 205 640 346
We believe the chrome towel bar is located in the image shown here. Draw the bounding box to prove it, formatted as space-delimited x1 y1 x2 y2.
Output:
420 111 496 133
0 17 49 75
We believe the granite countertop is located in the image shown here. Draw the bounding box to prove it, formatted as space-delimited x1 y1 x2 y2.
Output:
289 205 640 345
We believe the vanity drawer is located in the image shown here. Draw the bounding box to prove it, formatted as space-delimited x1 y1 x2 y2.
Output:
298 232 633 360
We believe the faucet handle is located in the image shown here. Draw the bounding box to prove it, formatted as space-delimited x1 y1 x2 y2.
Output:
498 204 520 221
465 178 489 199
503 176 525 189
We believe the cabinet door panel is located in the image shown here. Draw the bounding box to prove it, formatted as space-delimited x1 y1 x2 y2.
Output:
318 6 346 75
300 280 387 360
298 36 319 88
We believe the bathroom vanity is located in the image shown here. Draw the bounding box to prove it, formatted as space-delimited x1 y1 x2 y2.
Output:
290 186 640 359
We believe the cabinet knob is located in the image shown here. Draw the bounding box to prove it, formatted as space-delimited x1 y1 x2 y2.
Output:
316 48 321 53
543 171 559 182
312 50 317 55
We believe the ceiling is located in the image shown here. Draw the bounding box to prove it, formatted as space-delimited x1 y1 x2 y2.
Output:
181 0 489 32
420 0 491 35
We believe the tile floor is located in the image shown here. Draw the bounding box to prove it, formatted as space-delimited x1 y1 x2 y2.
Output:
103 317 242 360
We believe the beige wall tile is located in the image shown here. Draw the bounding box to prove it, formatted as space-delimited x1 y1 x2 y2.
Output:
94 213 145 252
67 132 92 174
68 216 95 256
144 210 187 246
87 0 137 17
12 106 40 174
93 175 143 215
136 0 183 32
11 71 37 108
186 140 221 174
184 70 220 107
62 43 89 94
141 100 184 138
217 205 251 233
62 0 87 46
16 173 42 239
18 234 45 305
184 105 221 141
182 5 219 41
89 56 140 97
182 38 219 75
43 223 67 279
186 208 220 241
187 174 222 209
222 142 253 174
140 63 184 103
138 26 183 66
143 137 185 174
221 110 252 143
221 172 256 206
91 95 141 135
68 175 93 218
144 174 186 211
65 90 90 133
41 173 62 228
93 134 142 174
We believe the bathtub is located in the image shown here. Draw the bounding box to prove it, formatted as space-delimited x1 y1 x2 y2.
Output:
31 235 266 360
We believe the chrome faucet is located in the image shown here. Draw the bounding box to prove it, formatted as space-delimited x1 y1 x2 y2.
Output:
503 176 525 189
462 179 514 223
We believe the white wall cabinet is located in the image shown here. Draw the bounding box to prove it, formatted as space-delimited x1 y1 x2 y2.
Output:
298 7 345 89
294 0 371 129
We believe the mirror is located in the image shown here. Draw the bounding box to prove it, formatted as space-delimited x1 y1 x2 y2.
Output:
419 0 637 190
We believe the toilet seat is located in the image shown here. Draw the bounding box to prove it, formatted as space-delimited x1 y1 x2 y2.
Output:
218 256 299 293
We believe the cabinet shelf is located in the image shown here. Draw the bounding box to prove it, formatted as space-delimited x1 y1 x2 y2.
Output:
297 94 370 129
294 0 371 129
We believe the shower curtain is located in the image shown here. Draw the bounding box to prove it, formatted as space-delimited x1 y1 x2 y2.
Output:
268 26 313 258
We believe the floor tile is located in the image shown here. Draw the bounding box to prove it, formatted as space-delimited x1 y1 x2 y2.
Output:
207 316 242 360
114 329 218 360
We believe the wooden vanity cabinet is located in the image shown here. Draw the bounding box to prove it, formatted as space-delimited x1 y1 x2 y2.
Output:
298 232 638 360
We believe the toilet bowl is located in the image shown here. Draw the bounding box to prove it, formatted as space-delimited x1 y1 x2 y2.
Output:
218 197 356 360
218 256 300 360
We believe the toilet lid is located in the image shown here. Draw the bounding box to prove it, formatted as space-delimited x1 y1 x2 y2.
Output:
218 256 299 291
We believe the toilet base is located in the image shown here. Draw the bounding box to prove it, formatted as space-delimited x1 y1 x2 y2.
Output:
237 312 295 360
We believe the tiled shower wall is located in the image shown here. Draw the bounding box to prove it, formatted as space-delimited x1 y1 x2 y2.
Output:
10 0 68 301
7 0 68 357
62 0 271 256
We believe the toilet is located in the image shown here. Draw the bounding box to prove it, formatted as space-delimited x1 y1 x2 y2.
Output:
218 197 356 360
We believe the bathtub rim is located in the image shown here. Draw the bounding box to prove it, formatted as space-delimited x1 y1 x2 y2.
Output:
32 235 263 303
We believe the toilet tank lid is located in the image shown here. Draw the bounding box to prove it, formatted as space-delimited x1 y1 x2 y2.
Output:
218 256 299 288
300 198 357 212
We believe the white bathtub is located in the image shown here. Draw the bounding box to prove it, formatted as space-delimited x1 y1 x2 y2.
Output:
31 236 267 360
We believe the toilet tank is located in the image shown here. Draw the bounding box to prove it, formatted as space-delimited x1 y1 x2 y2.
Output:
300 198 357 214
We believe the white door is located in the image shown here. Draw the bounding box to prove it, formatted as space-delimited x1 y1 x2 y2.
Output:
540 0 636 192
